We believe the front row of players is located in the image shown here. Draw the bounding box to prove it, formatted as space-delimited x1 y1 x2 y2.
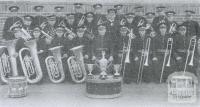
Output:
1 22 200 84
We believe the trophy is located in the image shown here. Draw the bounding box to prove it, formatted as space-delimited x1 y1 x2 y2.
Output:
114 64 121 77
87 64 94 76
96 50 111 79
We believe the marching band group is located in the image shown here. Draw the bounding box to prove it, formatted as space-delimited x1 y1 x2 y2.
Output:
1 3 200 85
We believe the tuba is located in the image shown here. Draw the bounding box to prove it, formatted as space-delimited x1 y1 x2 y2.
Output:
45 46 65 83
19 39 43 84
0 39 19 83
67 45 87 83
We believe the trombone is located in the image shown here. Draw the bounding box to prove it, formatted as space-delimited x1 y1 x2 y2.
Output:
160 38 173 83
137 37 151 84
183 36 197 74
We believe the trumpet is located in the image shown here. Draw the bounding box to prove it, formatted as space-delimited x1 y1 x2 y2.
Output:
0 39 19 83
183 36 197 73
45 46 65 83
160 38 173 83
137 37 151 84
19 39 43 84
124 28 134 63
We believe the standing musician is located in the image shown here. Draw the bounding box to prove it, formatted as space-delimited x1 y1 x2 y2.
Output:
30 5 47 29
74 3 85 27
65 13 77 37
84 12 95 36
133 6 147 34
47 15 57 28
54 6 65 26
105 8 119 37
114 4 124 21
3 6 24 40
152 6 169 34
133 25 154 83
152 23 176 83
23 15 34 38
182 10 200 38
165 11 178 34
145 12 156 36
174 24 198 75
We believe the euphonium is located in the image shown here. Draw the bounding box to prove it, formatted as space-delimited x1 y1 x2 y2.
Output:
67 45 87 83
45 46 65 83
19 39 43 84
0 39 18 83
160 38 173 83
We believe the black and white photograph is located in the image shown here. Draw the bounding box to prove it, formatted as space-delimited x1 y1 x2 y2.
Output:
0 0 200 107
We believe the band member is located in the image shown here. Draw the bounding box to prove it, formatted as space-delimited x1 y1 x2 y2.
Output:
182 10 200 37
46 15 57 29
74 3 85 26
132 25 154 83
23 15 33 37
30 5 47 29
152 23 175 83
133 6 147 33
72 26 92 62
54 6 65 27
3 6 23 40
11 26 25 51
174 24 198 75
105 9 120 38
165 11 177 34
65 13 76 34
145 12 157 38
152 6 168 33
124 13 136 32
114 4 124 21
84 12 95 35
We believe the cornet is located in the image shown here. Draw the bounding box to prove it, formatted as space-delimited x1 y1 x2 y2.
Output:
160 38 173 83
58 20 77 39
77 15 85 27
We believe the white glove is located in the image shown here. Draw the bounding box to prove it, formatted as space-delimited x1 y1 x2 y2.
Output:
92 56 96 60
84 55 89 59
134 56 139 61
63 54 68 58
152 57 158 61
109 56 114 62
176 56 182 61
68 34 74 40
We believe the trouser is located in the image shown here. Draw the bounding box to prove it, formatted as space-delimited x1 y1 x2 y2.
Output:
152 53 176 83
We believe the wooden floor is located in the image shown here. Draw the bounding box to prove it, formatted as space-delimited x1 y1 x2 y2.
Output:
0 82 199 107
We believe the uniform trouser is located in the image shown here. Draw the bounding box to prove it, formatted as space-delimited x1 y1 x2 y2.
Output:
152 53 176 83
175 53 198 75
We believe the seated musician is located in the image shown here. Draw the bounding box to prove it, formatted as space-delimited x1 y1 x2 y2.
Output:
114 26 136 84
91 24 114 75
174 24 198 75
72 25 92 63
133 25 154 83
152 23 176 83
23 15 33 37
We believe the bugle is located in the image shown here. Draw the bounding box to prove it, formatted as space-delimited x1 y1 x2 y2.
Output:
67 45 87 83
160 38 173 83
137 37 151 84
45 46 65 83
19 39 43 84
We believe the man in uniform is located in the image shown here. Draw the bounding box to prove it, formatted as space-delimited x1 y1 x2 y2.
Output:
3 6 23 40
145 12 156 36
30 5 47 29
23 15 33 38
182 10 200 38
84 12 95 36
54 6 65 27
133 6 147 33
74 3 85 27
152 23 176 83
174 24 198 75
152 6 168 34
124 13 136 33
165 11 178 34
114 4 124 21
64 13 77 41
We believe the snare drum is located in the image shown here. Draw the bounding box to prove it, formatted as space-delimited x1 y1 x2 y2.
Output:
8 76 27 98
86 75 122 98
